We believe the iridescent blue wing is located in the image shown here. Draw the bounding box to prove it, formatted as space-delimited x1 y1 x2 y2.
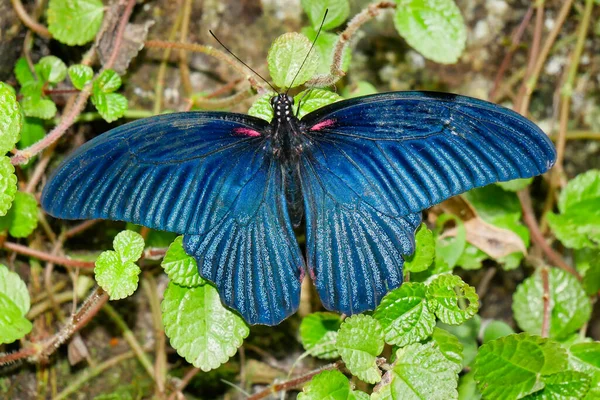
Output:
42 112 271 235
299 91 556 314
183 163 304 326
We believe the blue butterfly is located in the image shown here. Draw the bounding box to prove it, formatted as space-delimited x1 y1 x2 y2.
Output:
41 91 556 325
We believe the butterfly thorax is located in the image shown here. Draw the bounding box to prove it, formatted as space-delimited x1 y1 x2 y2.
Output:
267 94 307 164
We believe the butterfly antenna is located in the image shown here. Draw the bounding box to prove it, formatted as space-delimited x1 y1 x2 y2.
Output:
209 30 277 93
286 9 329 94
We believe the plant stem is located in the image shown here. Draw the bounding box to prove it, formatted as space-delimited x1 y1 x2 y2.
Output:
10 0 51 38
540 266 551 337
142 275 167 395
2 241 96 269
179 0 194 97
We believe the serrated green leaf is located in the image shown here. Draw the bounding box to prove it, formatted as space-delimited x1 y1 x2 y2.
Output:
473 333 568 400
14 58 35 86
294 89 342 118
394 0 466 64
37 56 67 84
522 371 591 400
336 314 384 384
438 317 480 368
456 244 487 271
0 292 32 344
547 201 600 249
299 312 341 359
426 274 479 325
68 64 94 90
113 230 144 263
570 343 600 369
302 27 351 76
0 156 17 217
341 81 378 99
404 224 435 272
161 282 249 371
301 0 350 30
298 370 367 400
95 251 141 300
92 92 128 123
161 236 204 288
47 0 104 46
435 214 466 270
431 327 463 374
463 185 522 223
20 81 57 120
372 342 458 400
373 282 435 346
0 191 39 238
0 81 23 154
568 342 600 400
94 70 122 93
248 92 276 122
267 33 320 89
0 264 31 314
482 320 515 343
497 178 533 192
457 371 481 400
557 170 600 213
513 268 592 339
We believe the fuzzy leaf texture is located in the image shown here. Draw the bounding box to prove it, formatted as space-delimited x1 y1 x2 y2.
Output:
431 327 463 374
68 64 94 90
0 191 39 237
372 342 458 400
393 0 467 64
0 81 23 154
522 371 591 400
20 81 57 120
373 282 435 346
113 230 145 263
426 274 479 325
301 0 350 30
267 33 320 89
336 314 384 384
0 156 17 217
403 223 435 272
161 236 205 287
473 333 568 400
299 312 342 359
92 69 128 123
161 282 249 372
0 265 32 344
47 0 104 46
513 268 591 339
298 370 369 400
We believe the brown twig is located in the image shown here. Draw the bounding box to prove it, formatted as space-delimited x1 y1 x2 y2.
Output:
193 87 254 110
64 220 100 239
167 367 201 400
540 267 551 337
247 361 344 400
2 241 96 269
104 0 138 71
10 0 52 38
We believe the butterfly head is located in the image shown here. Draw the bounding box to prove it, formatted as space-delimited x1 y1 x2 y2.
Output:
271 94 294 121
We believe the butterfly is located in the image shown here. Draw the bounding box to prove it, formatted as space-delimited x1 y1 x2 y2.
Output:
41 90 556 325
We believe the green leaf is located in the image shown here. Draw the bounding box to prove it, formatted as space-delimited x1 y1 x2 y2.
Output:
341 81 378 99
435 214 466 270
431 327 463 374
373 282 435 346
0 264 31 314
522 371 591 400
302 27 351 76
336 314 384 384
298 370 367 400
299 312 342 359
0 265 32 344
20 82 57 120
14 58 35 86
113 230 145 263
557 170 600 213
570 343 600 369
301 0 350 30
473 333 568 400
18 118 45 149
92 92 128 123
438 317 480 368
497 178 533 192
457 371 481 400
294 89 342 118
393 0 467 64
267 33 320 89
404 224 435 273
0 81 23 154
68 64 94 90
37 56 67 84
161 282 249 371
513 268 592 339
248 92 276 122
456 244 487 271
426 274 479 325
161 236 204 288
372 342 458 400
0 191 39 238
47 0 104 46
95 251 141 300
463 185 522 223
576 249 600 295
482 320 515 343
94 70 122 93
0 156 17 217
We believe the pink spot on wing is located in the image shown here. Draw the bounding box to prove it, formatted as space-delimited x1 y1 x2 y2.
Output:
310 119 336 131
233 127 261 137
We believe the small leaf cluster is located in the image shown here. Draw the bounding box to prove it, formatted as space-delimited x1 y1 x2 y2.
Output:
0 265 32 344
48 0 104 46
91 70 129 123
160 236 249 372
